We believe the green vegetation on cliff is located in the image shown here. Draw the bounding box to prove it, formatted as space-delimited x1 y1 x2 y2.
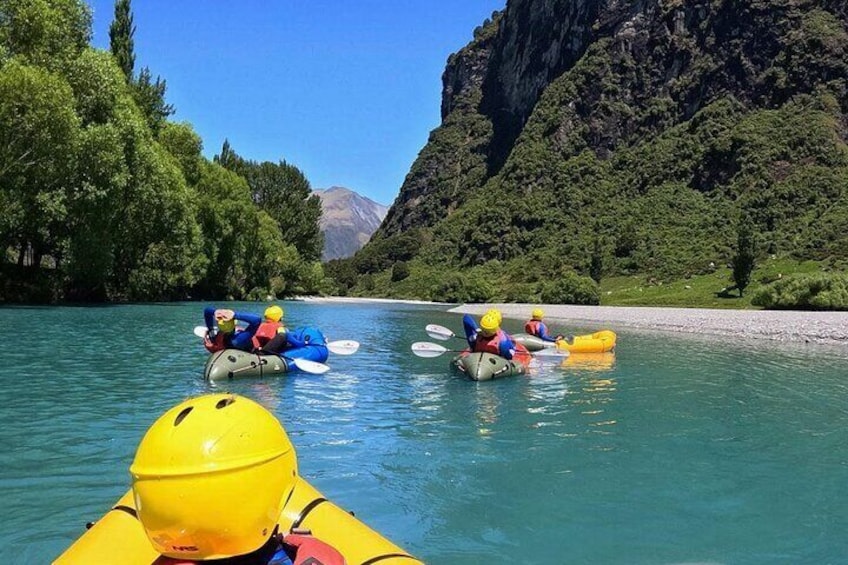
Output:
331 1 848 310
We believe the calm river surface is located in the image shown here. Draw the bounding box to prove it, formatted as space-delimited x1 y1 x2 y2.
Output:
1 301 847 563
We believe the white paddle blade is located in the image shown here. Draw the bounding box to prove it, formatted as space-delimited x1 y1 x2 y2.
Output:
411 342 449 358
193 326 208 338
290 358 331 374
425 324 456 341
327 340 360 355
533 347 570 359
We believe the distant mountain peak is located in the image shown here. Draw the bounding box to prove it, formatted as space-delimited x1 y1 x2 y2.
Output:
313 186 388 261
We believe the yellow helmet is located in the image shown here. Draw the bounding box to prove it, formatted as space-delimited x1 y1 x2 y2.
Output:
480 312 500 335
264 305 284 322
485 308 502 325
532 308 544 321
130 394 298 560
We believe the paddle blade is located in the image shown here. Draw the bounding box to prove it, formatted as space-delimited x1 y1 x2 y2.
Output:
327 340 360 355
411 342 449 358
533 347 570 359
289 358 331 374
425 324 456 341
193 326 208 338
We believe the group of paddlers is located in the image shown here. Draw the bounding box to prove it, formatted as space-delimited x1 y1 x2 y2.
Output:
202 305 309 355
462 307 565 360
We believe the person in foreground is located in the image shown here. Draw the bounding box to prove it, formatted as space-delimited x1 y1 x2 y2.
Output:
203 306 262 352
131 393 344 565
463 311 516 360
524 308 564 343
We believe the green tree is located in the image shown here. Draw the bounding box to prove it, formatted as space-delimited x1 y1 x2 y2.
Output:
0 60 79 266
732 214 757 297
250 160 323 261
0 0 91 72
66 48 126 126
216 142 323 262
215 139 247 176
65 121 127 300
133 66 174 133
106 0 173 133
108 0 134 82
158 122 203 185
193 161 256 298
391 261 410 282
589 237 604 283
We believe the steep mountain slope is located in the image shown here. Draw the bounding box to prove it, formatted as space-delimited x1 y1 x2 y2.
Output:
351 0 848 302
314 187 388 260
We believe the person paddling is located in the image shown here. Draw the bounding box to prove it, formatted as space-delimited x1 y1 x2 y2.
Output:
524 308 563 343
202 307 261 353
251 305 287 351
253 305 308 356
132 394 345 565
463 311 517 360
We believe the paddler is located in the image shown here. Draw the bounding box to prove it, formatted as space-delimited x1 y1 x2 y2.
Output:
202 306 261 353
252 304 308 355
523 308 564 343
463 311 517 359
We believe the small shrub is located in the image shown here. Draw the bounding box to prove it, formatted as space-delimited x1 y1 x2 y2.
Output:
432 272 494 303
391 261 410 282
752 273 848 310
540 272 600 305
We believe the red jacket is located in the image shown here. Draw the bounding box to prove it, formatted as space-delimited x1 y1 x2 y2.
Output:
252 321 283 350
525 320 542 336
473 329 508 355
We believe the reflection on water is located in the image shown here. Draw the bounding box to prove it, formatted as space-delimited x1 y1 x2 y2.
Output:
473 383 500 434
561 351 616 371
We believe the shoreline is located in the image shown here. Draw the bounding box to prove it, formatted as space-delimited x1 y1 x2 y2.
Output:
300 296 848 346
450 303 848 346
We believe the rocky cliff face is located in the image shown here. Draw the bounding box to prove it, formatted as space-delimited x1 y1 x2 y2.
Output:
378 0 848 242
354 0 848 301
314 187 388 261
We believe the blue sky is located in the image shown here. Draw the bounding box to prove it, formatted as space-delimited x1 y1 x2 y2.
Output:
86 0 505 205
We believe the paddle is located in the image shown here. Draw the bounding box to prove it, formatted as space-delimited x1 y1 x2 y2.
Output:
412 339 568 361
411 342 463 358
425 324 465 342
326 340 360 355
283 357 330 374
193 326 359 355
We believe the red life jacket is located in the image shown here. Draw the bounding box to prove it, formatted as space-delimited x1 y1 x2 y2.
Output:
252 321 283 350
473 329 506 355
525 320 542 336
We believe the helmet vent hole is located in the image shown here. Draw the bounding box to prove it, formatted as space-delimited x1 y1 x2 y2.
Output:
216 397 235 409
174 407 193 426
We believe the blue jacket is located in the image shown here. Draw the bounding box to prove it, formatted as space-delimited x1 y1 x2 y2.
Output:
526 319 558 342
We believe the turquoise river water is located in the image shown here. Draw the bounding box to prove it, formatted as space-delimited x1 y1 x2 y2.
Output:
1 301 847 564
